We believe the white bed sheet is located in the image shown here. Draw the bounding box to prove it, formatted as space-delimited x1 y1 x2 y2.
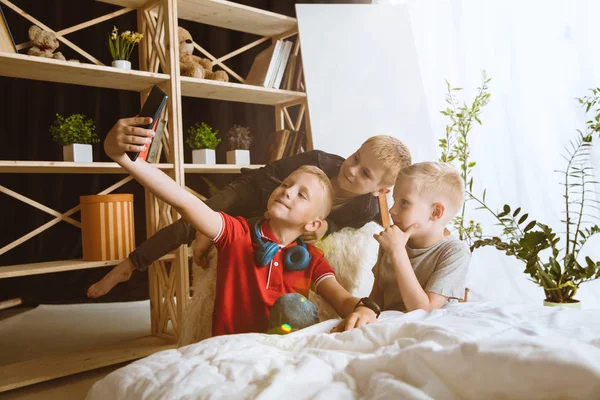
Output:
87 302 600 400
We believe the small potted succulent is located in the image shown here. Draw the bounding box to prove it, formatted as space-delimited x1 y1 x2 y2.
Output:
50 113 99 162
186 122 220 164
225 124 253 165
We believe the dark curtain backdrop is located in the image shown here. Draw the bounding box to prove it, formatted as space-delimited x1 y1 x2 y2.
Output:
0 0 367 304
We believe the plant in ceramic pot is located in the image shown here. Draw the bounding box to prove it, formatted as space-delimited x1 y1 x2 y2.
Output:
50 113 99 162
186 122 220 164
107 26 143 70
471 89 600 308
225 124 252 165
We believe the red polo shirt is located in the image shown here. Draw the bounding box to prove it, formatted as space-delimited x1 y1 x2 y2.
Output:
211 212 335 336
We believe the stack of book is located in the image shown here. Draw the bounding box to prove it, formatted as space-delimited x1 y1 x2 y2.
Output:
267 129 306 162
245 38 305 91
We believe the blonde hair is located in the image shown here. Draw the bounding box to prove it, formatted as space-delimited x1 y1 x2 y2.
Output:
396 162 465 217
362 135 412 185
291 165 334 218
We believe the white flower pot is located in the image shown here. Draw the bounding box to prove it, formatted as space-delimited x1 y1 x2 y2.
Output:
543 299 581 309
226 149 250 165
192 149 216 164
112 60 131 70
63 144 93 163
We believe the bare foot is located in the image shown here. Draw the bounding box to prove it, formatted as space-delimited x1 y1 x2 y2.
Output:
87 259 136 298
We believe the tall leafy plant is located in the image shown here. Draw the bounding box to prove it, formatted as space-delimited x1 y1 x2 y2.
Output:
471 89 600 303
439 72 491 248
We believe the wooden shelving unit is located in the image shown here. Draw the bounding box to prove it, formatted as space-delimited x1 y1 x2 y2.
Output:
0 336 177 392
181 77 306 105
0 254 176 279
0 161 174 174
0 0 311 392
184 163 263 173
0 52 169 91
99 0 297 36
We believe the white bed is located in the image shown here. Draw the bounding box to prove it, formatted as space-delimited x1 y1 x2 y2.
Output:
87 301 600 400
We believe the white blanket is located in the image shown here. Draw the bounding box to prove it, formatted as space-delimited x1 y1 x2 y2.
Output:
87 302 600 400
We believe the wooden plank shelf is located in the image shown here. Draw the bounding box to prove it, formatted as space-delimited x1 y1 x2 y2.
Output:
184 163 263 173
0 161 174 174
0 254 176 279
97 0 297 36
181 77 306 105
0 335 177 393
0 53 169 92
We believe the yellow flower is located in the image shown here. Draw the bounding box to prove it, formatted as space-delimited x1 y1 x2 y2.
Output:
108 26 143 61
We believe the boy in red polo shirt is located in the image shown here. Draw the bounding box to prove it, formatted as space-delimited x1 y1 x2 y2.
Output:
104 122 379 335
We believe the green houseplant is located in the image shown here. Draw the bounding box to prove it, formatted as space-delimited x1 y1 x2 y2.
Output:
438 72 491 249
469 89 600 307
225 124 252 165
50 113 99 162
186 122 220 164
107 26 143 70
439 75 600 307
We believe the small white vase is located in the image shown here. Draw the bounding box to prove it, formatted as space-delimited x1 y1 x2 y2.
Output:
63 144 93 163
112 60 131 70
192 149 216 164
543 299 582 309
226 149 250 165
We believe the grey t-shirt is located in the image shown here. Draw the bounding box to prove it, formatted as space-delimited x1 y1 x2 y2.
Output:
373 235 470 312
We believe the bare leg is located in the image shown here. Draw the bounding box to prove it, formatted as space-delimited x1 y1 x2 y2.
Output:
87 258 136 298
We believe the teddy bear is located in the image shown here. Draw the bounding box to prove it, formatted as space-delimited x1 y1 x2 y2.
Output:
27 25 66 61
178 26 228 82
27 25 80 63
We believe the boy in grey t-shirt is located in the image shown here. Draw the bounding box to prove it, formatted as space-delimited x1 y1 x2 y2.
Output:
374 234 469 312
333 162 470 331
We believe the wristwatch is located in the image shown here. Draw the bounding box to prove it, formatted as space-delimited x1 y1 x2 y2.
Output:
353 297 381 318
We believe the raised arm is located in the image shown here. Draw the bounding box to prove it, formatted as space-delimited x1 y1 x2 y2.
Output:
105 117 221 240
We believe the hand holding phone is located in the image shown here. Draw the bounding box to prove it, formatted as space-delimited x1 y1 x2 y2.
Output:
127 85 168 161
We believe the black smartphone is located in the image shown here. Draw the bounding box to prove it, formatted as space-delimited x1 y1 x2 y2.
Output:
127 85 168 161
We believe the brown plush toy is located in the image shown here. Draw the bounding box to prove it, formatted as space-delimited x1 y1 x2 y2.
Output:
27 25 80 63
178 26 228 82
27 25 66 61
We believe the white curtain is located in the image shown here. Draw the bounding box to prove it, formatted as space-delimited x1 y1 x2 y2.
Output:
373 0 600 308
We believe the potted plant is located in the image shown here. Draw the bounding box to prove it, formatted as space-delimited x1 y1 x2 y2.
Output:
225 124 252 165
438 76 600 308
469 89 600 308
50 113 99 162
107 26 143 70
186 122 220 164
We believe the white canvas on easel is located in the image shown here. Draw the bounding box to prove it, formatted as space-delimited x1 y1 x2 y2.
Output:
296 4 435 162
